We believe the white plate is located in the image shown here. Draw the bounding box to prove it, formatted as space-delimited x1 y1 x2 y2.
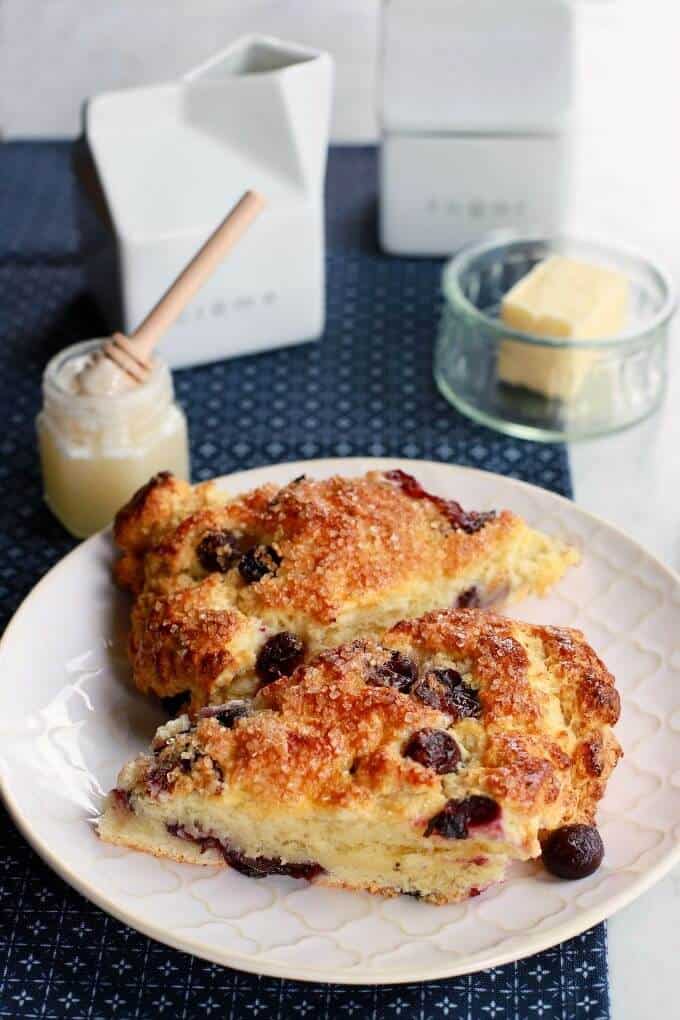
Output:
1 458 679 985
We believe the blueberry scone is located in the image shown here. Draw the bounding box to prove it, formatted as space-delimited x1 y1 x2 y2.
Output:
113 470 579 711
99 608 620 903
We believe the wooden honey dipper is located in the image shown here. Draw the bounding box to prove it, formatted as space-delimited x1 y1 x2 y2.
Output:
100 190 266 383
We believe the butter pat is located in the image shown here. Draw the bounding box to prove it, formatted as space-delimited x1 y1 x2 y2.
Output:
498 255 629 400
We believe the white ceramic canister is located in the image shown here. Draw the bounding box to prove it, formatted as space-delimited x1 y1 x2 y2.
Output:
380 0 574 255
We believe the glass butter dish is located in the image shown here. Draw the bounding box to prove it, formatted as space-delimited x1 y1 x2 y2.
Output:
434 235 677 441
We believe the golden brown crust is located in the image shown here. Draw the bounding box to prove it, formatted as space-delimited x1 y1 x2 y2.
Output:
482 732 564 810
539 625 621 726
390 611 542 723
232 475 514 625
113 473 220 593
118 472 518 615
129 578 262 701
386 609 621 820
113 471 578 709
225 645 445 804
118 609 621 842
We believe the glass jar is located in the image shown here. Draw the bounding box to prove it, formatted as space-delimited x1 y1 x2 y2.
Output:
37 339 190 537
434 236 677 441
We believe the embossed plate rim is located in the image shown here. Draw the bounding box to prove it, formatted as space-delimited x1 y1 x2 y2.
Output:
1 457 679 984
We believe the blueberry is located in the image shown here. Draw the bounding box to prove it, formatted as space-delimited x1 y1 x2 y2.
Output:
147 760 176 798
457 586 481 608
167 824 323 880
112 788 132 812
238 545 282 583
424 796 499 838
367 652 418 692
166 824 222 857
196 530 240 573
404 728 461 774
221 846 324 880
199 700 250 728
542 824 604 880
448 509 496 535
383 469 496 534
161 691 190 716
412 668 481 720
256 632 305 685
466 795 501 826
456 584 509 609
425 799 471 839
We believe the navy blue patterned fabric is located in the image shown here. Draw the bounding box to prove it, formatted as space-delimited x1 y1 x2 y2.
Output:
0 143 608 1019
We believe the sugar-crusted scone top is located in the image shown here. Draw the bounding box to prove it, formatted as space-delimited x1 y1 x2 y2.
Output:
113 609 621 865
113 470 578 709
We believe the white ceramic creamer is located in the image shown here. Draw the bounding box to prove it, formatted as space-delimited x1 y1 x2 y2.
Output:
79 36 334 368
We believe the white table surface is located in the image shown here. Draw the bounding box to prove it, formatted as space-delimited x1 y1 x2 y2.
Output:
571 332 680 1020
558 6 680 1017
